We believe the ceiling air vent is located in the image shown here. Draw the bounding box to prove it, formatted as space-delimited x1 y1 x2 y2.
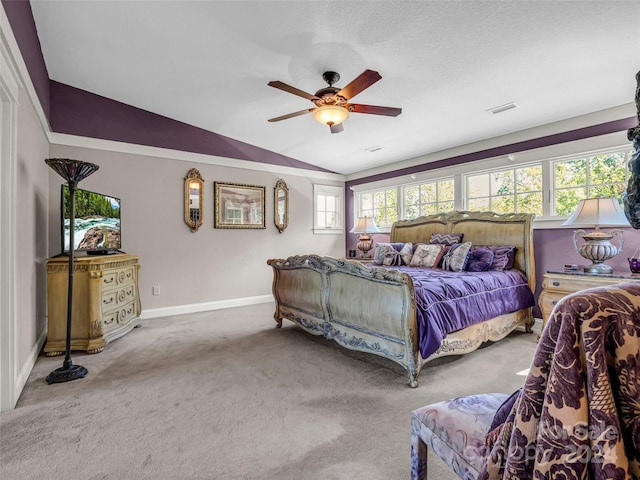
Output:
486 102 518 115
365 145 383 153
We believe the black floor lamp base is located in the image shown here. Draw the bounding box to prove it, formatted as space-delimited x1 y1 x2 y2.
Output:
46 364 88 384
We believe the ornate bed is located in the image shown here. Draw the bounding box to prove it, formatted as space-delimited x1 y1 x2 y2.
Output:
267 211 536 387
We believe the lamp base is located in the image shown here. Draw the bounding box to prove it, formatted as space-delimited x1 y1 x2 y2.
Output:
357 234 373 258
46 364 88 384
583 263 613 275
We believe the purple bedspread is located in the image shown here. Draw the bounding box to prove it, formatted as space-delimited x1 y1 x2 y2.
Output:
387 267 535 358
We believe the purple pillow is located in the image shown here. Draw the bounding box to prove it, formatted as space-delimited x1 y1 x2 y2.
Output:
487 246 517 271
466 245 495 272
429 233 463 246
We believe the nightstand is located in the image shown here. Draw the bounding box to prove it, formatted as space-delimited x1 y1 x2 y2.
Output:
538 269 640 334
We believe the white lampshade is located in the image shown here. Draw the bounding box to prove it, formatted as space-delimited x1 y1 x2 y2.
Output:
312 105 349 126
350 216 381 234
562 197 630 228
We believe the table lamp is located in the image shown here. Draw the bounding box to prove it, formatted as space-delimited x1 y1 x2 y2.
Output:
350 216 381 258
562 197 630 274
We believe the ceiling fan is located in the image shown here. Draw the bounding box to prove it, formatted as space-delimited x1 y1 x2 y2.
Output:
267 69 402 134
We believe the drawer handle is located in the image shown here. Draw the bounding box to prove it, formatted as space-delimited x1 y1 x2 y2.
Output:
104 277 114 284
103 298 114 305
552 281 560 286
104 317 114 325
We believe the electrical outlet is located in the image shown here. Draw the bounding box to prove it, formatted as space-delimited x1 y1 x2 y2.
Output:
152 286 160 296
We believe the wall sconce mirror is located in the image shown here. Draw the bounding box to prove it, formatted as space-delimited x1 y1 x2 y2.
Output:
274 179 289 233
184 168 204 232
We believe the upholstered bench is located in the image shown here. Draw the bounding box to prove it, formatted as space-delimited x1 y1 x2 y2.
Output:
410 393 509 480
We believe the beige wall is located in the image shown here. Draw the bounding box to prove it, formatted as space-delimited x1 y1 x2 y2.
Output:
48 144 345 314
16 89 50 382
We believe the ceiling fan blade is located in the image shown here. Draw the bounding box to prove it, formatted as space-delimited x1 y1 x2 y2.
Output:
336 69 382 100
268 81 318 101
330 123 344 134
348 104 402 117
268 109 313 122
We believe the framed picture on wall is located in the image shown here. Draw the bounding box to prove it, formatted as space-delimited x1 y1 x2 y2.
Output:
214 182 266 229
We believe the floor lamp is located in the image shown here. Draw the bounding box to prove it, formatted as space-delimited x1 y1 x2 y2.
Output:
45 158 99 384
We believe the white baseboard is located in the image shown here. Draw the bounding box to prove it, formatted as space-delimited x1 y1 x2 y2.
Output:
14 328 48 401
140 294 274 320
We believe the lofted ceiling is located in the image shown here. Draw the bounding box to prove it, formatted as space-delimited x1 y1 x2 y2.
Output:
30 1 640 176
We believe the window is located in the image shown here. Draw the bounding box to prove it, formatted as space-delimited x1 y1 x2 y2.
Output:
313 184 344 234
466 165 543 216
553 150 628 216
352 145 633 228
359 188 397 229
403 178 454 219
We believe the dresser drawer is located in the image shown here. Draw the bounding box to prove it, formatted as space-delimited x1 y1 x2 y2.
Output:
102 284 135 313
539 292 563 317
102 300 137 332
102 265 136 290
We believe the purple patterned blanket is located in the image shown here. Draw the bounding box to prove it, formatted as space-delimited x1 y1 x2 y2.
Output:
479 282 640 480
388 267 535 358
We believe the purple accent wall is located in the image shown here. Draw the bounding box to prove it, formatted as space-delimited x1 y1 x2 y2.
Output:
345 118 638 319
2 0 50 119
50 81 331 172
345 117 636 246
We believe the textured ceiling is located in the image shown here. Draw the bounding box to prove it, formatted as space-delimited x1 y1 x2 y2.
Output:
30 1 640 176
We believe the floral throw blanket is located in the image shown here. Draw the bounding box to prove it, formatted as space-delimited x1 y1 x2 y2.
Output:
479 282 640 480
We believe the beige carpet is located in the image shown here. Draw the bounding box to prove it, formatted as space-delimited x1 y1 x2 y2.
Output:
1 303 538 480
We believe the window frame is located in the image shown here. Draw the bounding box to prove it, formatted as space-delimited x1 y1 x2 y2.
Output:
313 184 344 234
463 162 544 216
550 149 630 217
351 141 633 231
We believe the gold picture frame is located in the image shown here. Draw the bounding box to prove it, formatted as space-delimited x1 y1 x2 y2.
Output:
214 182 266 229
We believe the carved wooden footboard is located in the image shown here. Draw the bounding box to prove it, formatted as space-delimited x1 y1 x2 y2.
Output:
268 255 423 386
268 211 536 387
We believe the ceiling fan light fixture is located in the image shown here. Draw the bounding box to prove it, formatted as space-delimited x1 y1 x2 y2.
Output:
312 104 350 126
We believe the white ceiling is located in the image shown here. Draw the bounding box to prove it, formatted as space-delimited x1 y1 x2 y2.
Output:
30 1 640 176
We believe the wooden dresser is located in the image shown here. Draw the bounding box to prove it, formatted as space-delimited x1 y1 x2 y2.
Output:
538 269 640 333
45 253 141 355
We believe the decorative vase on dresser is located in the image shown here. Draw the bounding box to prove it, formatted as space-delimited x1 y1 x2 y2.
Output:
45 253 141 355
538 269 640 334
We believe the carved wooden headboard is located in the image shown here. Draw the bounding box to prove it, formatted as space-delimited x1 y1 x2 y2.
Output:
390 211 535 291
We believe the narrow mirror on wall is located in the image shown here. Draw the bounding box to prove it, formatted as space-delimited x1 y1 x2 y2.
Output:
274 179 289 233
185 168 204 232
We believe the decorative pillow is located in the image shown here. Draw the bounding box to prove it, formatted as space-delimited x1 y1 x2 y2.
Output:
399 242 413 265
441 242 472 271
372 243 405 265
429 233 464 246
383 243 412 266
410 244 446 268
487 246 517 271
466 245 495 272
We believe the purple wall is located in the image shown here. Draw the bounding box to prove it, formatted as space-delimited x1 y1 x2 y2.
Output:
344 117 639 318
3 4 329 172
2 0 50 119
344 117 637 250
49 81 331 172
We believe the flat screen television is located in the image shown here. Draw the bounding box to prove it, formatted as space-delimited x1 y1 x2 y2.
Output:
61 185 122 255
